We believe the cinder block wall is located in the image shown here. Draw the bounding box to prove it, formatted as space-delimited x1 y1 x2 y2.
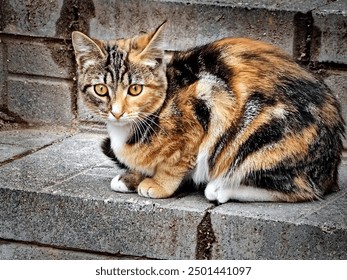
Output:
0 0 346 147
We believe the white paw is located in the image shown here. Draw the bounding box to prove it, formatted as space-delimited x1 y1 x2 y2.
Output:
204 181 219 201
110 175 134 193
204 179 232 203
216 188 232 203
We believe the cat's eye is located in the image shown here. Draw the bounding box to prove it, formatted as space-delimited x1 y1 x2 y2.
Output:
94 84 108 96
128 84 143 96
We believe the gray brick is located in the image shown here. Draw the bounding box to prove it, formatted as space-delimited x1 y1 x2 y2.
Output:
324 71 347 149
0 0 96 39
89 0 296 54
312 1 347 64
0 159 212 259
196 6 295 54
211 207 347 259
0 129 212 259
0 0 64 38
7 77 74 124
7 40 74 79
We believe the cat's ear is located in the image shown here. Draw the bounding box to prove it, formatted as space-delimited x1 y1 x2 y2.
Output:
71 31 105 67
131 21 167 68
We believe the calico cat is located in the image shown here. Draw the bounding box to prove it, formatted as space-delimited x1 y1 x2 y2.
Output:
72 22 344 203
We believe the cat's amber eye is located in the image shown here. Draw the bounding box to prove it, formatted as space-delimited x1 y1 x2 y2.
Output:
94 84 108 96
128 84 143 96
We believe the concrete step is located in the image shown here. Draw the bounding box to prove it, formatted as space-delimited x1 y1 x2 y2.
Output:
0 127 346 259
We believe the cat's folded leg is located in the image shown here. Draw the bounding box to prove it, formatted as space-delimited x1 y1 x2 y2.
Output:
137 163 186 199
110 171 144 193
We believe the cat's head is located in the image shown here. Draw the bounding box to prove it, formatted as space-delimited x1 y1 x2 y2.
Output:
71 23 167 126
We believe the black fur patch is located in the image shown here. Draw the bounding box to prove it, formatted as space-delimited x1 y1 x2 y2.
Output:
208 124 238 170
192 98 211 132
101 137 129 170
244 164 298 193
231 119 285 169
104 45 127 84
276 77 326 128
167 44 233 92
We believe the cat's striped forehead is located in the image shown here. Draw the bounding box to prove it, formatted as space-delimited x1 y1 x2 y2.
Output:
104 44 128 84
82 38 151 88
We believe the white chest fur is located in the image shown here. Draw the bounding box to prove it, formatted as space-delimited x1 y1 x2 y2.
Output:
107 122 131 152
106 122 155 177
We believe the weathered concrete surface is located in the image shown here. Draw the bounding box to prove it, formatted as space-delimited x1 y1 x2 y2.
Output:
7 77 74 125
89 0 296 54
0 128 346 259
323 71 347 148
0 128 71 163
7 40 74 79
153 0 330 12
0 41 6 107
312 0 347 64
0 0 65 38
0 240 140 260
0 130 105 191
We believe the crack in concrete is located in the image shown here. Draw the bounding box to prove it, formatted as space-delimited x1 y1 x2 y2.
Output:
195 209 217 260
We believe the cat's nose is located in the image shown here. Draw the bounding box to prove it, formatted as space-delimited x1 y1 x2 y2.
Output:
111 111 125 120
111 104 125 120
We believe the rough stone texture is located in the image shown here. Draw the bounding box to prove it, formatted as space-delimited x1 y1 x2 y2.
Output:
0 0 64 38
89 0 295 54
0 132 106 192
324 71 347 148
312 1 347 64
0 42 6 106
0 128 71 163
7 77 74 124
153 0 329 12
0 240 137 260
0 0 95 39
7 40 75 79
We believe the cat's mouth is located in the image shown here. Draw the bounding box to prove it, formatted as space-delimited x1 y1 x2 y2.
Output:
108 113 130 126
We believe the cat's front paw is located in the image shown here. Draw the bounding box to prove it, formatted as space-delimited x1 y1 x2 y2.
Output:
204 180 230 203
138 178 171 198
204 181 220 201
110 174 136 193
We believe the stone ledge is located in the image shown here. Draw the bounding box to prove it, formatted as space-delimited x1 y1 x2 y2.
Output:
0 239 144 260
0 127 346 259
